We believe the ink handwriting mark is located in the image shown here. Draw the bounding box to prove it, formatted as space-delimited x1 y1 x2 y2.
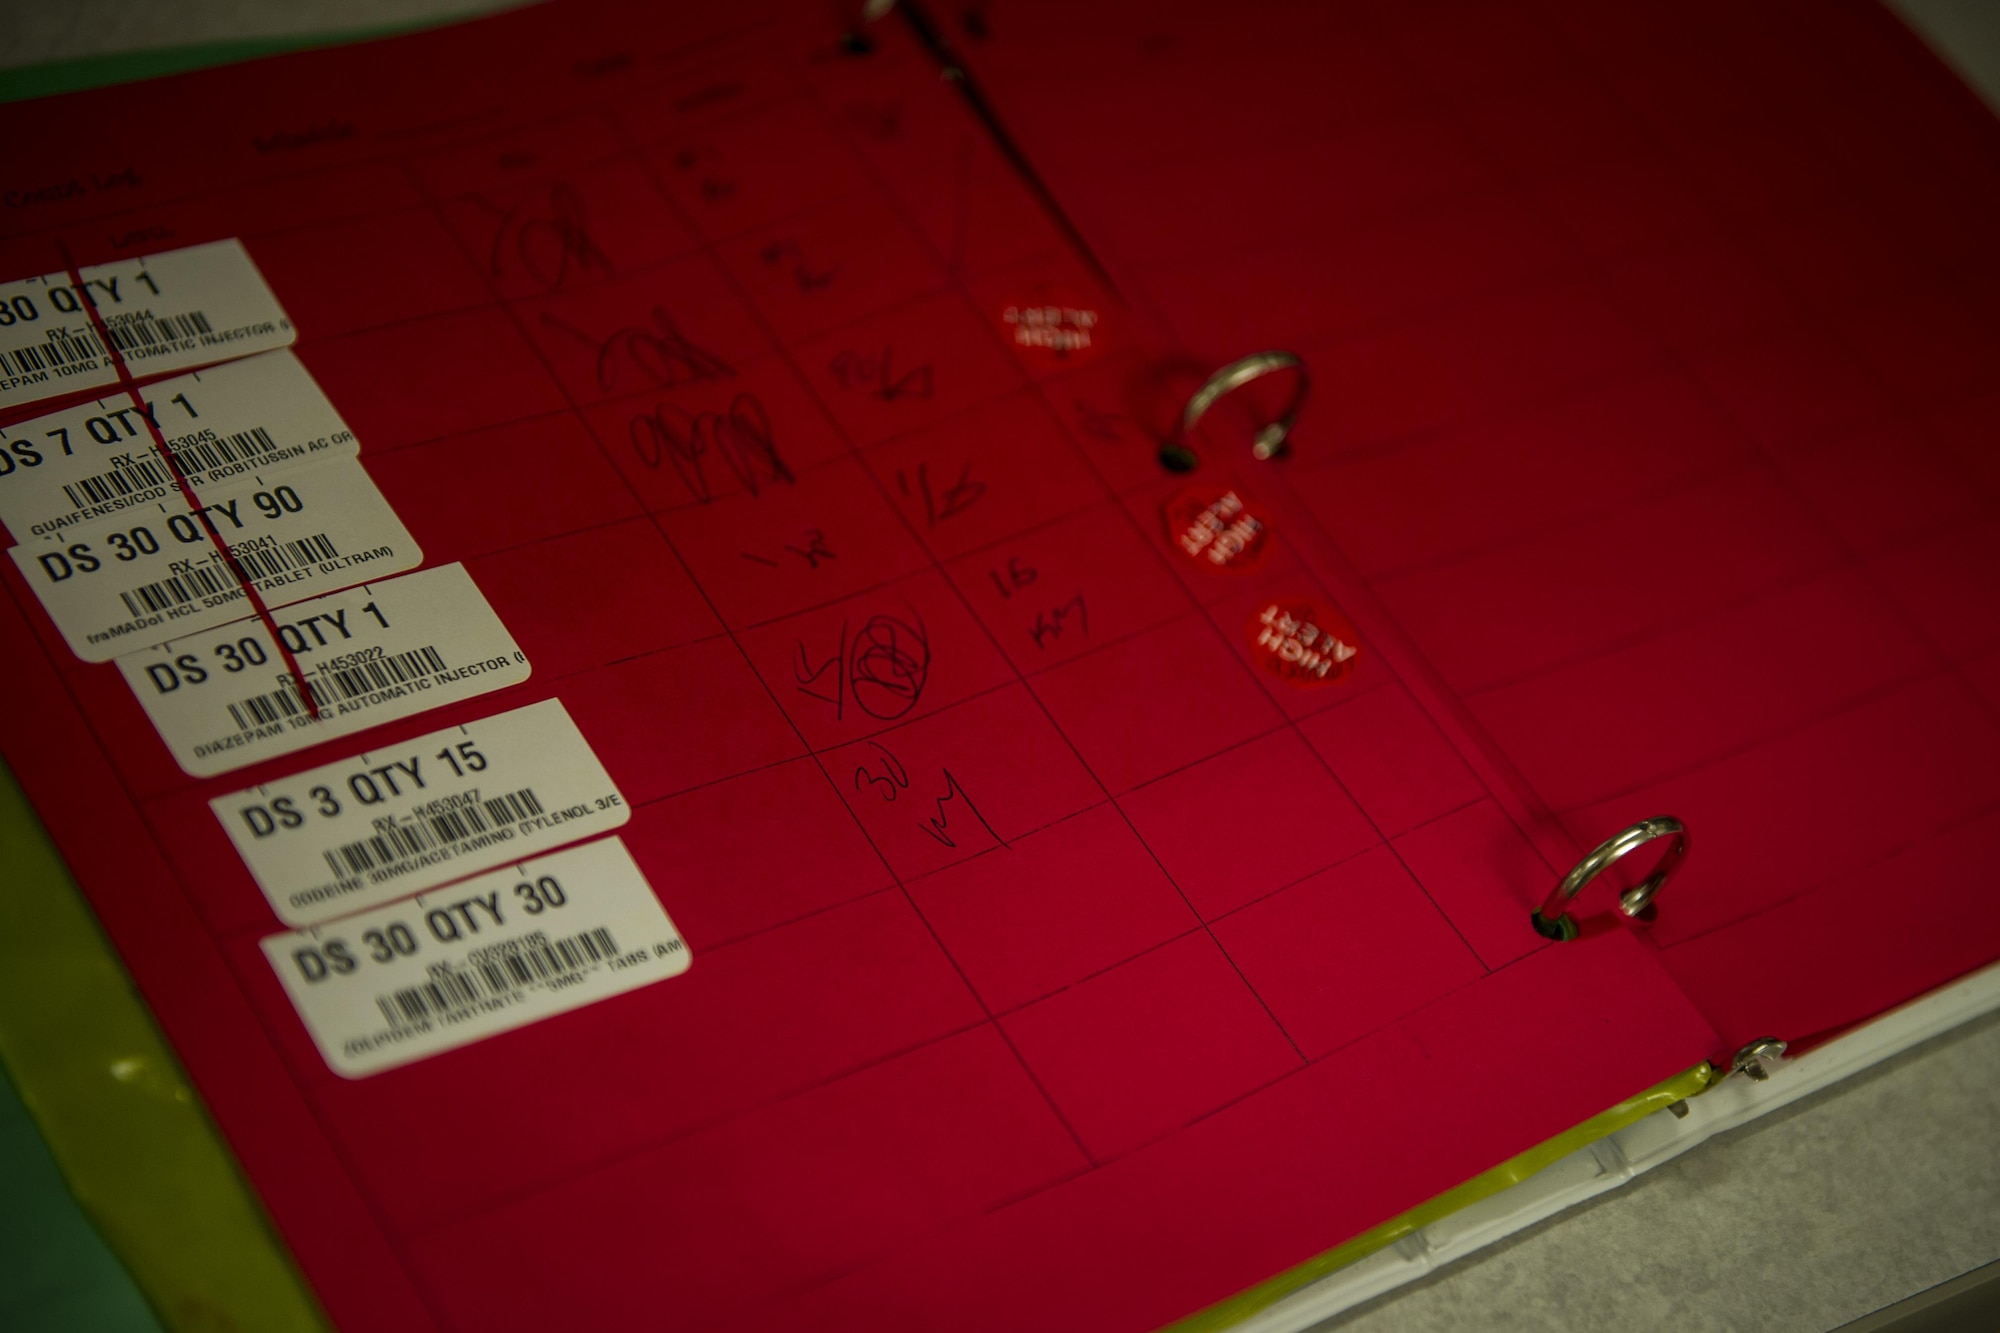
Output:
670 144 735 200
541 305 733 394
986 556 1037 599
792 609 931 723
629 391 791 503
855 742 1005 853
793 621 847 717
786 528 836 568
828 347 933 402
896 461 985 527
851 612 931 720
742 527 835 570
1029 593 1089 650
853 741 909 801
917 769 1004 850
470 180 611 293
758 240 837 293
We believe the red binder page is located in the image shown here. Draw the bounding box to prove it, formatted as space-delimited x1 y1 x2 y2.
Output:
0 3 1714 1330
945 0 2000 1058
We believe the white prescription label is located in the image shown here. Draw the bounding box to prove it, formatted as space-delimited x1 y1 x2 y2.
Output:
0 349 357 542
11 455 420 663
121 563 531 778
0 240 296 410
263 837 688 1077
213 698 630 926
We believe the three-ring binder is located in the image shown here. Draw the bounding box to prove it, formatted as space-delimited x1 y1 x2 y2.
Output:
1167 352 1684 950
1162 349 1310 471
1532 816 1689 941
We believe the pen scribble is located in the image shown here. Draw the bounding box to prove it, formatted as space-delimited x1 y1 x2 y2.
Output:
469 180 611 292
542 305 733 394
628 391 791 502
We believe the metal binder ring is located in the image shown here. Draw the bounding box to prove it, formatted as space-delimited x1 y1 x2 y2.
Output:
1531 816 1688 942
1160 350 1309 472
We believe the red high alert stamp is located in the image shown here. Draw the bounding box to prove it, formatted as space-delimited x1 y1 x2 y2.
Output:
1001 300 1099 357
1165 486 1272 573
1245 598 1360 688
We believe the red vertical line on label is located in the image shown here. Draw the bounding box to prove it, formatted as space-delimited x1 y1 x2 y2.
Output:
53 241 318 717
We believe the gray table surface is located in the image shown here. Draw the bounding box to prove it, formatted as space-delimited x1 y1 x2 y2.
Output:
1 3 1996 1330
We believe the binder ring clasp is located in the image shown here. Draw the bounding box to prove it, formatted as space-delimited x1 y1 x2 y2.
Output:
1160 350 1309 472
1531 815 1688 942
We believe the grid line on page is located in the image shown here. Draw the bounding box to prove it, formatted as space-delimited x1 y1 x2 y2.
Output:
1014 357 1519 967
1540 663 1960 819
1399 14 2000 742
589 87 1119 1167
201 661 1404 982
772 80 1325 1064
938 892 1592 1221
1168 2 1992 956
780 52 1511 1036
383 774 1546 1249
398 1000 1005 1241
43 26 1096 1256
333 71 1099 1237
1488 7 2000 930
608 26 1456 1152
35 15 1528 1016
368 729 1475 1238
396 84 1113 1168
1652 787 2000 955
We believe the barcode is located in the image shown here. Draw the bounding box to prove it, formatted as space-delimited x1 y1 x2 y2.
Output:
374 926 619 1028
321 787 545 878
232 532 337 581
223 644 448 731
167 424 282 478
315 644 446 709
117 561 235 616
225 678 307 731
61 453 175 509
57 428 284 512
115 532 337 618
1 311 213 379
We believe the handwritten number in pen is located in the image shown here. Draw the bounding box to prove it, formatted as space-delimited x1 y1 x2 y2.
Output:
896 461 984 527
853 741 910 802
857 742 1005 852
987 556 1037 600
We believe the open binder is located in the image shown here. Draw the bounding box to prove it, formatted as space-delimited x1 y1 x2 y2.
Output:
0 1 1995 1329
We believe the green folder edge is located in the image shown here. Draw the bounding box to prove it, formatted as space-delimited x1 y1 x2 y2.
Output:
0 29 1719 1333
0 761 327 1332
